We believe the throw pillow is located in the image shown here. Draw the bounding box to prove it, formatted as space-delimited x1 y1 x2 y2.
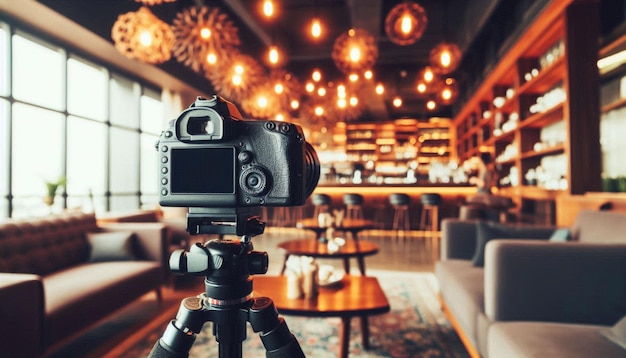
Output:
599 315 626 350
548 228 571 242
471 221 555 267
87 231 136 262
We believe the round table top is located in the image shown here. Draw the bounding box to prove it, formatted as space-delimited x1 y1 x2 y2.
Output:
277 238 379 258
296 218 376 232
252 275 390 317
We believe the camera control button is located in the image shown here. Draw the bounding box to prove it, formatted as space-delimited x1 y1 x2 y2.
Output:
265 122 276 130
165 131 173 138
280 123 290 133
161 146 168 152
161 178 168 185
238 151 253 164
161 156 168 163
161 167 168 174
161 189 168 196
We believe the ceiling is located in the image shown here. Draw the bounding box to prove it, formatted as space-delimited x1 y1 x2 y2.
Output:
35 0 502 122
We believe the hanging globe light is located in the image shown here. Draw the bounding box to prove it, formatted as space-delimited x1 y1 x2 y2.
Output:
430 42 462 75
436 77 459 105
384 1 428 46
111 7 174 64
332 28 378 74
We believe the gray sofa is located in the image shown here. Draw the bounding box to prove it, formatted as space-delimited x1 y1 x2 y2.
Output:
0 212 167 357
435 210 626 357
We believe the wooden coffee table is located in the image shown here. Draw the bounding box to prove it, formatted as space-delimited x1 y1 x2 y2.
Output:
252 275 390 358
278 239 379 275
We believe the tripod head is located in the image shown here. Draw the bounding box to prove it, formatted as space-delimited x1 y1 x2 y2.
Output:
169 234 269 303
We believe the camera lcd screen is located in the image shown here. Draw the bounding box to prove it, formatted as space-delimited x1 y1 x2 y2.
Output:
171 147 235 194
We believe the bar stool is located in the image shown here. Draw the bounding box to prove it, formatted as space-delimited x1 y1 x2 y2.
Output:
389 193 411 232
312 193 331 218
343 193 364 220
420 193 442 235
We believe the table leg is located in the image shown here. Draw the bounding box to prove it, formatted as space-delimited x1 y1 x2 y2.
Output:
360 315 370 349
343 258 350 274
340 316 351 358
357 256 366 275
280 253 290 275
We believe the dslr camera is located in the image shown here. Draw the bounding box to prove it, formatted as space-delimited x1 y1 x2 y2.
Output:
157 95 320 235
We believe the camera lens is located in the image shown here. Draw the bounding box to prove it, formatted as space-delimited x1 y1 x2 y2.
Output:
240 167 269 196
304 142 321 198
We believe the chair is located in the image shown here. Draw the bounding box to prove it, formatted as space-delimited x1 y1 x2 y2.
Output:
420 193 441 235
312 193 331 218
389 193 411 233
343 193 364 220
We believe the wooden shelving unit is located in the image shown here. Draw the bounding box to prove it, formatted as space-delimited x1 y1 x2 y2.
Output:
452 0 601 223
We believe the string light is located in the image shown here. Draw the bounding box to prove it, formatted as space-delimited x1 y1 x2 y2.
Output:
384 1 428 46
263 0 274 17
311 18 322 38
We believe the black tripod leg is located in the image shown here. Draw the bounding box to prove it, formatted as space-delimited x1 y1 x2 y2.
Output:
248 297 305 358
148 296 208 358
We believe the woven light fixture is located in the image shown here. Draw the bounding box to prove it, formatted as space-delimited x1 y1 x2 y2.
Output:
430 42 462 74
332 28 378 74
206 52 265 103
172 6 240 73
111 7 174 64
384 1 428 46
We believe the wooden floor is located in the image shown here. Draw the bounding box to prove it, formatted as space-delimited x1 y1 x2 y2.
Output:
45 227 439 357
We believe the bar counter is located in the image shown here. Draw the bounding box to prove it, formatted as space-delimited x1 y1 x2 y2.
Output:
302 185 477 230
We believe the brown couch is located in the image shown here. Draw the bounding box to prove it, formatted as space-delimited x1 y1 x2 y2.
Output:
0 212 167 357
435 210 626 357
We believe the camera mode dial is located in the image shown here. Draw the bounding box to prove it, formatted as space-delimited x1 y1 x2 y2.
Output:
240 166 270 196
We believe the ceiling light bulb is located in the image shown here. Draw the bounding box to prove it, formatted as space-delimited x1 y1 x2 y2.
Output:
424 67 434 82
349 47 361 63
257 96 268 108
337 84 346 93
375 83 384 94
275 113 285 121
232 74 242 86
364 70 373 80
440 50 452 68
274 83 284 94
200 27 211 39
337 98 347 108
349 96 358 106
312 70 321 82
268 46 279 64
206 52 217 65
305 82 315 92
311 18 322 38
442 88 452 100
315 106 324 116
234 65 244 75
417 83 427 93
400 14 413 34
263 0 274 17
317 87 326 96
349 73 359 82
427 100 436 110
290 100 299 109
139 30 152 47
393 97 402 107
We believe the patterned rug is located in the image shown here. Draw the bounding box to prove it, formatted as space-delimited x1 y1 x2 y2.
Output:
115 271 469 358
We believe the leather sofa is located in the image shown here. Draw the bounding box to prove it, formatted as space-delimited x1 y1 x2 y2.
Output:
435 210 626 357
0 212 167 357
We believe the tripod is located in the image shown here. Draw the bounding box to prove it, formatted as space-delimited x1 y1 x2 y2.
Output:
148 208 305 358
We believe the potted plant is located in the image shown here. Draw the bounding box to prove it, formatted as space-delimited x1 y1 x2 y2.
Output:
44 176 66 206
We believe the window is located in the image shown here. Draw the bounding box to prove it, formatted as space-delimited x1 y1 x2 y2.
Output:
0 22 174 218
12 32 64 111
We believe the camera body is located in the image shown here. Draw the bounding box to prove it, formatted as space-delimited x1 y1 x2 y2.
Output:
158 95 316 208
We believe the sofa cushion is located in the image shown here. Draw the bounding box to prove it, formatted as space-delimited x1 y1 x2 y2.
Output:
488 321 626 358
472 221 554 266
42 261 162 346
435 259 484 350
572 210 626 243
87 231 136 262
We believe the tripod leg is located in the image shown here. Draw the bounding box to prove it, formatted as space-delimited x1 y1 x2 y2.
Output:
248 296 305 358
148 297 208 358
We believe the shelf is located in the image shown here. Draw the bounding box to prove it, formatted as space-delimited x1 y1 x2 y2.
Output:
520 144 565 160
520 102 564 128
